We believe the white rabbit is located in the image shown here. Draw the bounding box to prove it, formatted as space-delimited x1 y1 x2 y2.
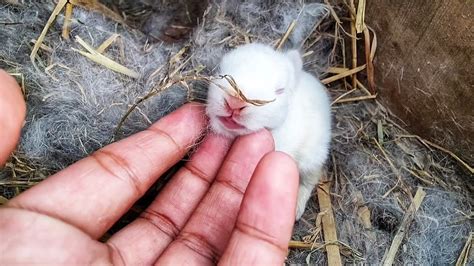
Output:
206 43 331 220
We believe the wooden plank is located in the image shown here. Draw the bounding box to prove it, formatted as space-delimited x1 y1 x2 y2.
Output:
366 0 474 165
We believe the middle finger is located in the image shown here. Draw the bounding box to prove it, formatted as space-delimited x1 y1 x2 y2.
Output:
107 133 232 264
156 130 274 265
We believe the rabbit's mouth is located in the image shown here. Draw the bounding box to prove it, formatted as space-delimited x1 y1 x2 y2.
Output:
217 115 246 130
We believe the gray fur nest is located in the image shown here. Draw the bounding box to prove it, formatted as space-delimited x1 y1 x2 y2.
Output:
0 0 472 265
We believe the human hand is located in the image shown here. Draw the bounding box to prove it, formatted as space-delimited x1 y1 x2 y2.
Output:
0 73 299 265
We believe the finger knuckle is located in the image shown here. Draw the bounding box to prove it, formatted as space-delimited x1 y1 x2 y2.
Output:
176 232 220 263
91 149 143 197
235 221 286 253
140 209 180 240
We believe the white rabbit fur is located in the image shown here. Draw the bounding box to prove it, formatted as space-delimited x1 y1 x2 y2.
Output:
206 43 331 220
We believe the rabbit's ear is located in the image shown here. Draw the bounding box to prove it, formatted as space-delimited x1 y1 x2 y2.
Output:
285 49 303 71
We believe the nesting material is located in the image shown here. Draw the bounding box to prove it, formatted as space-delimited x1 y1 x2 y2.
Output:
1 0 186 170
0 0 472 265
289 98 472 265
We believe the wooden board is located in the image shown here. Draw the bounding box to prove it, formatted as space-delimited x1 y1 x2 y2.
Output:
366 0 474 165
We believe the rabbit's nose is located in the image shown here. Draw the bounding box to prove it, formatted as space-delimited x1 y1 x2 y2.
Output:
225 96 246 111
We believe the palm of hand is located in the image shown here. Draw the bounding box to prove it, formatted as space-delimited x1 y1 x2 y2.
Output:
0 103 298 265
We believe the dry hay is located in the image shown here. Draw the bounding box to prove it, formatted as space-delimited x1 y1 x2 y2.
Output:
0 0 472 265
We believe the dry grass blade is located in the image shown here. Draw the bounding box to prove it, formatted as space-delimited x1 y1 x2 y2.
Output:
349 0 358 90
31 39 53 53
398 135 474 174
70 0 124 24
289 240 324 249
218 75 275 106
4 0 19 5
300 7 329 49
377 119 384 144
215 16 253 45
368 26 378 60
112 75 202 139
356 79 372 95
456 232 473 266
327 67 349 74
75 35 98 54
73 49 138 77
322 0 346 65
374 138 398 179
382 187 426 266
61 2 74 40
373 138 411 198
317 180 343 266
0 180 40 186
324 0 341 24
73 36 139 78
8 72 26 95
113 90 159 140
276 20 297 50
322 65 366 84
330 88 356 106
333 94 376 104
112 52 206 139
402 167 435 186
30 0 68 70
288 240 364 261
96 33 120 53
363 27 376 94
169 56 193 78
302 50 315 58
357 206 372 229
290 240 363 261
355 0 366 33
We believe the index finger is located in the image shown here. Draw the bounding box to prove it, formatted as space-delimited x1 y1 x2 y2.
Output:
0 70 26 165
7 103 207 238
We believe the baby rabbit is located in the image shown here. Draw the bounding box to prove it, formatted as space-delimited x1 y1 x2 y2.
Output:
206 43 331 220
